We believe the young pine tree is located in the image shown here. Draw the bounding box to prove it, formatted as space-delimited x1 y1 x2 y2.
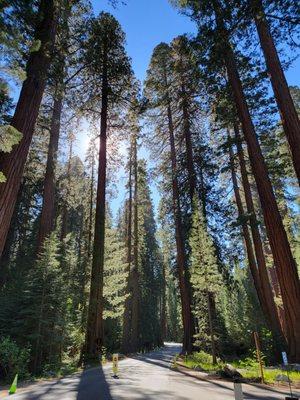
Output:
189 197 222 364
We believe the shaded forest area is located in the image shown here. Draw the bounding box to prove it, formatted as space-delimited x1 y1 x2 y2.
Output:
0 0 300 382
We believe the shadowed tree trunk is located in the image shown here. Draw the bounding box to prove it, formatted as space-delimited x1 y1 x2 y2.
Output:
182 93 196 202
60 134 74 241
131 133 139 351
122 142 133 353
0 0 57 258
164 64 193 351
228 137 265 314
251 0 300 185
212 0 300 361
37 91 63 252
87 152 95 260
85 47 108 358
234 125 285 343
0 183 23 289
269 263 287 337
37 0 72 252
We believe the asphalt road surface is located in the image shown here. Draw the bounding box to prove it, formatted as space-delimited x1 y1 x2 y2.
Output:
4 343 299 399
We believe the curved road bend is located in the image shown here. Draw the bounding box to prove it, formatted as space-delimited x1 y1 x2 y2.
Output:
4 343 300 399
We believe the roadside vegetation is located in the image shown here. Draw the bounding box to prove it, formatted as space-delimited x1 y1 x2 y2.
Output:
181 350 300 385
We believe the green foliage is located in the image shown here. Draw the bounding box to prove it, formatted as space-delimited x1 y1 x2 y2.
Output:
0 337 30 381
184 350 223 372
189 198 223 350
238 367 300 384
0 125 22 153
184 351 300 384
29 39 41 53
137 160 164 350
103 220 128 351
103 224 127 320
0 125 22 182
0 79 13 124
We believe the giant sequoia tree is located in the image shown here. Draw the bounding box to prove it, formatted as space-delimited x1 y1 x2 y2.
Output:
173 0 300 362
0 0 57 258
81 12 133 358
144 43 194 352
248 0 300 184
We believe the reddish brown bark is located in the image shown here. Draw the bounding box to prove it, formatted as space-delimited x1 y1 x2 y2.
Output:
176 47 197 346
36 93 63 252
212 1 300 360
182 94 196 202
0 184 23 289
228 138 265 312
167 99 193 353
252 0 300 185
159 52 193 351
0 0 57 258
269 264 287 337
85 47 108 357
234 126 284 342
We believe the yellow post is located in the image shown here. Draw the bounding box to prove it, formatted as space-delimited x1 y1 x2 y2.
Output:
253 331 265 384
112 353 118 377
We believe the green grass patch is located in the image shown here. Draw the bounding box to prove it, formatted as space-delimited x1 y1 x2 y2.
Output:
182 351 300 385
182 351 223 372
237 367 300 384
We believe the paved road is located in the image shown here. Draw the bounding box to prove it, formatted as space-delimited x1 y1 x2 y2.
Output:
4 343 299 399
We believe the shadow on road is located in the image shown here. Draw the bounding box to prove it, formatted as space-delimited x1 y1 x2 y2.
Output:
76 366 112 400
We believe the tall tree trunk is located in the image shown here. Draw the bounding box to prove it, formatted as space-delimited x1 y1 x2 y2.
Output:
131 133 139 351
87 155 95 260
60 135 73 241
0 0 57 258
234 125 285 343
182 94 196 202
85 49 108 357
0 183 23 289
228 138 266 315
251 0 300 185
212 0 300 361
37 91 63 252
122 146 133 353
166 99 193 353
269 263 287 337
163 59 193 351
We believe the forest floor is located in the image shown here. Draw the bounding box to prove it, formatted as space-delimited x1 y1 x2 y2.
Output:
1 343 300 399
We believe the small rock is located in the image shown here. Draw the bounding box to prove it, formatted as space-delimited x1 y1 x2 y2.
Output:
220 364 243 380
275 374 291 383
289 364 300 372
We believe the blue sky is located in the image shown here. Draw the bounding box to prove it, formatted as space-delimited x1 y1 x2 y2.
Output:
92 0 197 82
88 0 300 218
89 0 300 218
91 0 300 84
88 0 199 217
